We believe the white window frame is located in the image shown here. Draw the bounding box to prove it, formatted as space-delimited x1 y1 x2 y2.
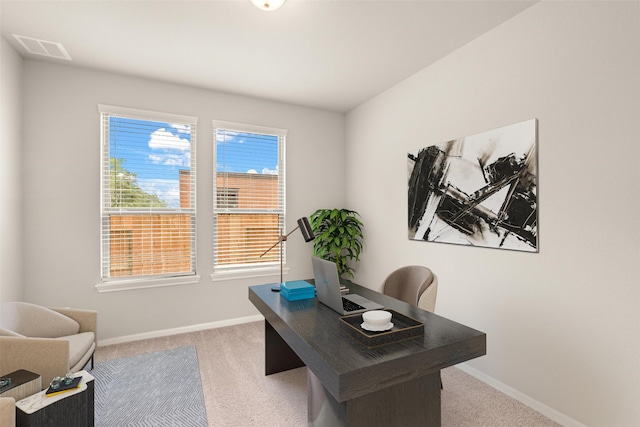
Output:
96 104 200 292
211 120 287 282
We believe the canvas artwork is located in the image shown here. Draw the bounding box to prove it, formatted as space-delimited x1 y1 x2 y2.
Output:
408 119 538 252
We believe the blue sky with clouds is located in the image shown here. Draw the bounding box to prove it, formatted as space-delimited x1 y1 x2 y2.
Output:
110 117 278 208
215 130 278 175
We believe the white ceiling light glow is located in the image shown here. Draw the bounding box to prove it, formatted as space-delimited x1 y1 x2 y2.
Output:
251 0 285 12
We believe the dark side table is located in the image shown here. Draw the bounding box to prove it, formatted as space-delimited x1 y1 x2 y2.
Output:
0 370 42 402
15 370 94 427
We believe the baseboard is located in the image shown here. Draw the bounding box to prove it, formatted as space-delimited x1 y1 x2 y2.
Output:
456 363 586 427
97 314 265 347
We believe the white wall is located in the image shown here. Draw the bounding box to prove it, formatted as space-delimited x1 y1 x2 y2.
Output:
346 2 639 426
0 38 24 303
21 60 344 341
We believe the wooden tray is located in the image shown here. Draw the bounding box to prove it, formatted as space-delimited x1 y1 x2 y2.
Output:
339 309 424 348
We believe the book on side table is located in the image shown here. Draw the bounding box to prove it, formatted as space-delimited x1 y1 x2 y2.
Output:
45 377 82 396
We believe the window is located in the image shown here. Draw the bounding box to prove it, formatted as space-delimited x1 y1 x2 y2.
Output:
99 105 198 289
216 188 239 209
212 121 286 275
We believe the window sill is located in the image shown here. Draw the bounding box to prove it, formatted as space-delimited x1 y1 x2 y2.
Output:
95 275 201 293
210 266 289 283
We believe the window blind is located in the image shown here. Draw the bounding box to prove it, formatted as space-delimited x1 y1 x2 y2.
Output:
99 105 197 281
212 120 286 271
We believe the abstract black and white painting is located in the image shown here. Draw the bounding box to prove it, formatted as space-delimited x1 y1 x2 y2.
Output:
408 119 538 252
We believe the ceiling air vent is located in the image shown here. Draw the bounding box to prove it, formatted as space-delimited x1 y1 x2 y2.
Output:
12 34 72 61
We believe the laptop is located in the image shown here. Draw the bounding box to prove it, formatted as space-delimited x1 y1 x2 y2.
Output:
312 256 383 315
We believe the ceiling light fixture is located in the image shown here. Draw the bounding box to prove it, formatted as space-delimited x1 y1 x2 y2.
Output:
251 0 285 12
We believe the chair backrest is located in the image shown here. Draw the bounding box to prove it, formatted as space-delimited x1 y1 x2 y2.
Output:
382 265 437 311
417 274 438 313
0 302 79 338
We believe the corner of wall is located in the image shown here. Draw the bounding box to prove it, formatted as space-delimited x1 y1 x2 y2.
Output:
0 37 25 302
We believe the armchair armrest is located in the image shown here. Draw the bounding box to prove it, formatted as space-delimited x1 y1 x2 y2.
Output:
0 397 15 427
50 308 97 342
0 336 69 389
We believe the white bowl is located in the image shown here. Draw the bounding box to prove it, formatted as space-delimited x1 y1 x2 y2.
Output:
362 310 392 328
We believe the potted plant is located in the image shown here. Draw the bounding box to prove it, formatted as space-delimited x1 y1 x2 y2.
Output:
309 208 364 279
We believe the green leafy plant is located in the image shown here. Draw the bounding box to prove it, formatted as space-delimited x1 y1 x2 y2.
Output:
310 208 364 279
110 158 167 208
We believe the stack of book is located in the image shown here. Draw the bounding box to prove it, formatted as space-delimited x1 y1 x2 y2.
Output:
280 280 315 301
45 376 82 397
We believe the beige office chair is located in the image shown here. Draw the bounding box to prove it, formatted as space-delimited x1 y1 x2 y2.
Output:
382 265 438 312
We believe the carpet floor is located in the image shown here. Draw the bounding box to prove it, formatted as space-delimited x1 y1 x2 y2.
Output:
95 321 561 427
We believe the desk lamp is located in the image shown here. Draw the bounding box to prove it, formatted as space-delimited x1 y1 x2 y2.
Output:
260 217 314 291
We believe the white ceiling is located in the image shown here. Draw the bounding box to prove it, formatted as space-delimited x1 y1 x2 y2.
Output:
0 0 536 113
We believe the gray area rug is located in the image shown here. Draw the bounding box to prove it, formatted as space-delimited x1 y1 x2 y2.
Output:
93 345 207 426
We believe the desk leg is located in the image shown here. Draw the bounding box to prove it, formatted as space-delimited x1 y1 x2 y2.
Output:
264 320 305 376
308 370 441 427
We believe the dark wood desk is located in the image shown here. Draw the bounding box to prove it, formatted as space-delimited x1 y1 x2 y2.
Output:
249 281 486 427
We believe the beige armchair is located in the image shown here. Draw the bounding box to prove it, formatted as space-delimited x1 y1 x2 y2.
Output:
0 302 97 389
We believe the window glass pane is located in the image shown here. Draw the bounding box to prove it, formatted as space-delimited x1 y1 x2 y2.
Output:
101 106 197 281
109 117 192 209
109 214 192 277
216 213 281 265
213 124 285 270
216 131 278 175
